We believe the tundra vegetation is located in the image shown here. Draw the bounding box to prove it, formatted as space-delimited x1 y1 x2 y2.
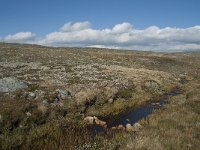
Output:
0 43 199 149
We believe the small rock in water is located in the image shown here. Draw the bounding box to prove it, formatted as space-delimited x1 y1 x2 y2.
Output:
94 117 107 126
84 116 107 127
126 123 133 132
152 102 162 109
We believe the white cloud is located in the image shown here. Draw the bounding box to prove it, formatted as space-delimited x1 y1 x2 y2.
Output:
2 22 200 51
111 22 133 34
60 21 91 32
4 32 36 43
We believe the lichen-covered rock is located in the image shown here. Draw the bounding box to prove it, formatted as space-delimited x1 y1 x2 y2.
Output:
0 77 28 92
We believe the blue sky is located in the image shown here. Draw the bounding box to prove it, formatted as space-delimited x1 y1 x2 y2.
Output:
0 0 200 51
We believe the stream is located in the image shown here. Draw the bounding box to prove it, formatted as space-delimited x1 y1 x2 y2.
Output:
91 79 187 134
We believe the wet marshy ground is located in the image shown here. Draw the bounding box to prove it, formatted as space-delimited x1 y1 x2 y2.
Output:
91 80 187 134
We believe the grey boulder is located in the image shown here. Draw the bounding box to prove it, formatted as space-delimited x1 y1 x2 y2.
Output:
0 77 28 92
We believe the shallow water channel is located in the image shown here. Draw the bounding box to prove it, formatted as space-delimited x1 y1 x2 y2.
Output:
91 79 187 134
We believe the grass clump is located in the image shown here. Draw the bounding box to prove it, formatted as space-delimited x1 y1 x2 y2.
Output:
115 88 133 99
28 84 40 92
65 65 73 73
68 76 81 85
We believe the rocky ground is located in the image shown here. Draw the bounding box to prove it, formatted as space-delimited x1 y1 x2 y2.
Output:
0 43 199 150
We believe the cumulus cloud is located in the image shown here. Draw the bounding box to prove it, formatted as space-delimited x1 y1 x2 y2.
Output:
111 22 133 34
4 32 36 43
60 21 91 32
1 22 200 51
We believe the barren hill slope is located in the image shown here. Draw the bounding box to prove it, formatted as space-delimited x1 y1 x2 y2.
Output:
0 43 199 149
